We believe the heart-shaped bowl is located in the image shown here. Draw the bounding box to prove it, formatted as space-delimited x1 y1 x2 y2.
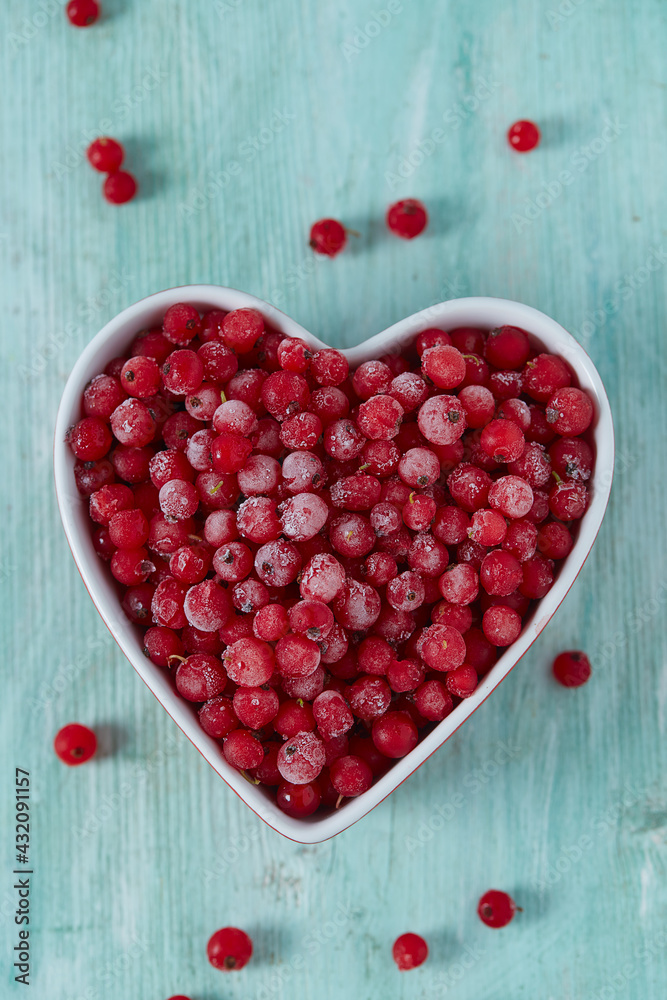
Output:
54 286 614 843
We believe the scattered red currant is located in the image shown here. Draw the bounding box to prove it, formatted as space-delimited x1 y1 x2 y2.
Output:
552 650 591 687
386 199 428 239
392 932 428 970
309 218 347 257
507 119 540 152
207 927 253 971
66 0 100 26
54 724 97 765
87 137 124 173
477 890 518 928
103 171 138 205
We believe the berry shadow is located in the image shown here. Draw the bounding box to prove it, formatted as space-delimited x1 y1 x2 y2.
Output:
511 884 549 923
418 195 473 239
99 0 133 23
341 196 466 255
418 929 460 966
237 924 295 968
529 115 568 151
120 136 166 202
94 723 128 758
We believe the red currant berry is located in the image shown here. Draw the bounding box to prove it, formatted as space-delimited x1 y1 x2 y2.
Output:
372 711 418 758
66 0 100 27
507 119 540 152
277 780 322 817
482 605 522 646
87 137 124 173
103 171 137 204
310 218 347 256
329 755 373 798
67 417 113 460
414 679 453 721
392 932 428 971
207 927 253 972
478 889 518 927
54 724 97 765
552 650 591 687
386 199 428 239
120 356 161 398
545 387 594 436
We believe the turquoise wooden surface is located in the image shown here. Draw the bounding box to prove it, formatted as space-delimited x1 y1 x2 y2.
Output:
2 1 666 997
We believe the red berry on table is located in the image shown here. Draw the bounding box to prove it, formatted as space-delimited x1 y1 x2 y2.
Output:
54 724 97 765
87 137 124 173
477 890 518 928
386 198 428 239
553 650 591 687
207 926 253 971
310 218 347 256
66 0 100 26
392 932 428 970
103 170 137 204
507 119 540 152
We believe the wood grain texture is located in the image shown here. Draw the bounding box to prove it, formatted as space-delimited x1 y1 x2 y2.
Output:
1 1 666 997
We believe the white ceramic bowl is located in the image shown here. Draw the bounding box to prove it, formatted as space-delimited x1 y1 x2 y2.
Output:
54 286 614 843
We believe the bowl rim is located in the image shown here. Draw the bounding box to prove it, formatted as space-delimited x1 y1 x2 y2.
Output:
54 285 615 843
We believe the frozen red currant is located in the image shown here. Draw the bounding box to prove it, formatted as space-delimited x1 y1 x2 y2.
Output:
277 780 322 817
66 0 100 26
87 137 124 173
478 890 518 927
552 650 591 687
372 712 418 758
103 171 137 204
207 927 253 971
309 218 347 256
54 724 97 765
76 299 596 817
386 199 428 239
507 119 540 152
392 932 428 971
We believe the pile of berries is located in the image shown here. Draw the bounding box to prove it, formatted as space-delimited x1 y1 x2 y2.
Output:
68 304 594 817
